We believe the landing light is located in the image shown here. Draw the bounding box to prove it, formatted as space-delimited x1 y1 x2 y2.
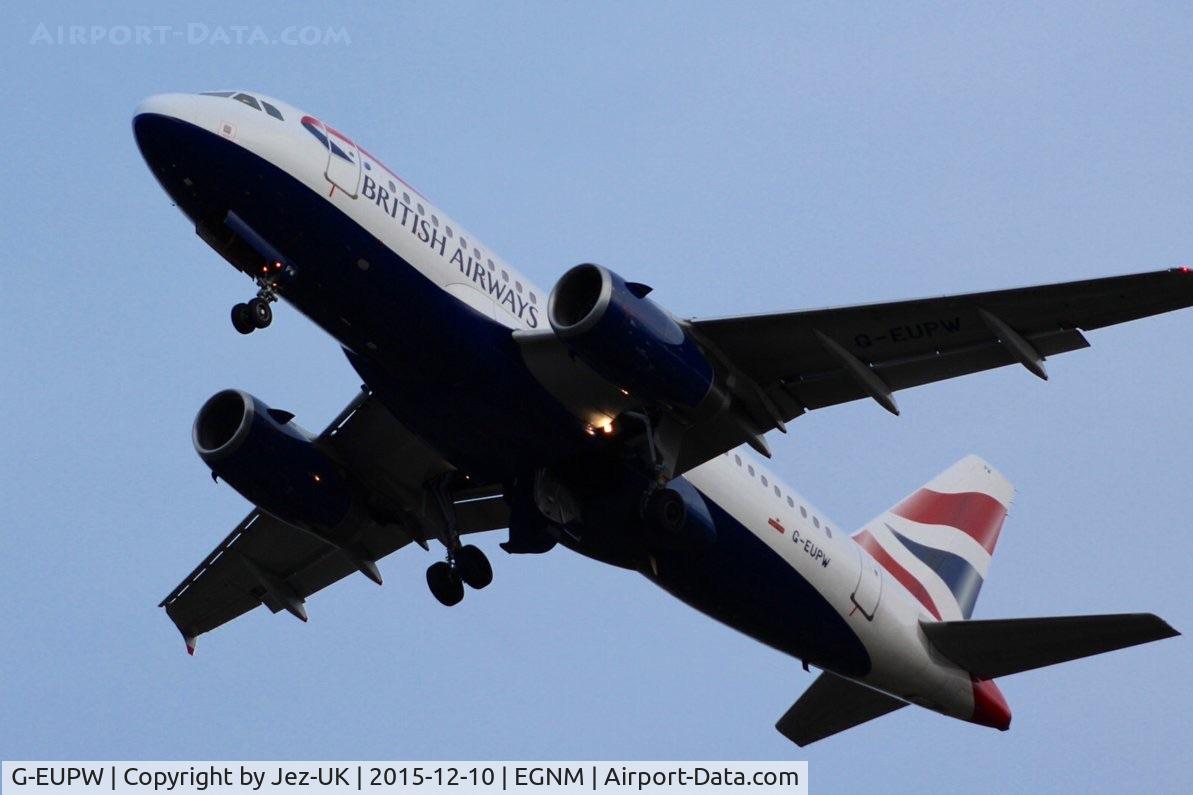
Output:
312 473 321 483
602 422 615 435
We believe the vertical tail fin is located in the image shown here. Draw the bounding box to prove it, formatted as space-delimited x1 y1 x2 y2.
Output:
853 455 1013 621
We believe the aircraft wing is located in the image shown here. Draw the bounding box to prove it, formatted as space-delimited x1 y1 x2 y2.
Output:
159 390 508 652
692 267 1193 420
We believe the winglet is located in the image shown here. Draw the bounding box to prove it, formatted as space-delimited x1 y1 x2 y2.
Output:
184 635 197 656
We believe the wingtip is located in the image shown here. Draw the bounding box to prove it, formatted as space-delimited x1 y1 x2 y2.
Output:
1149 614 1180 639
184 635 197 655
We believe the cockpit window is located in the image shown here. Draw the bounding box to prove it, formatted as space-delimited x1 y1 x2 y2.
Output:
204 91 285 121
233 93 261 110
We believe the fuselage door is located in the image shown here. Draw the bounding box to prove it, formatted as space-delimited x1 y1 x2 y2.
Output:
313 119 361 199
851 543 882 621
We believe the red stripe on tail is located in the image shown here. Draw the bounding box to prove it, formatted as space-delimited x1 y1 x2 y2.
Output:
891 489 1007 554
855 530 942 620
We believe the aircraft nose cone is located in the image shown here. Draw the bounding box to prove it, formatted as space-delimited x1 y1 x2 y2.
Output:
134 93 197 124
970 678 1012 731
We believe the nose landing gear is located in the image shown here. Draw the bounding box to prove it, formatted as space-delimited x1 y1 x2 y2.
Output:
231 296 274 334
231 266 283 334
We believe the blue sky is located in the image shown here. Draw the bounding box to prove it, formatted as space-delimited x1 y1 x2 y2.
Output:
2 2 1191 792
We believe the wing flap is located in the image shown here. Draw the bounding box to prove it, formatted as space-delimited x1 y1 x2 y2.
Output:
775 672 907 747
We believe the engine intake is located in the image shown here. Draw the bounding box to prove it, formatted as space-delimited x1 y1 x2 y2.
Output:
548 263 715 409
193 389 352 530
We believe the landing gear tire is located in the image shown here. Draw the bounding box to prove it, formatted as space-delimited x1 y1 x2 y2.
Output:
455 544 493 590
249 297 273 329
231 302 255 335
427 561 464 606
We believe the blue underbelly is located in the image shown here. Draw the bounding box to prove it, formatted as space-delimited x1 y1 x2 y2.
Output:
650 497 871 677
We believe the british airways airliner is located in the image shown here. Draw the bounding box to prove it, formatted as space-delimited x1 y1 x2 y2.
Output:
135 90 1185 746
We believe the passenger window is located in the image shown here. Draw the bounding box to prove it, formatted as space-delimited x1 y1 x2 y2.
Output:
813 516 820 528
446 226 454 238
774 485 781 498
487 259 496 271
403 192 411 204
734 455 741 466
262 102 284 121
502 270 510 283
473 248 482 261
800 506 808 518
516 281 523 293
747 465 755 477
825 527 833 538
786 496 794 508
417 203 425 215
530 293 537 305
431 215 439 227
761 475 768 487
233 93 261 110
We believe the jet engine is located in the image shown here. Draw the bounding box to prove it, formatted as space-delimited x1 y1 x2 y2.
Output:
548 263 716 409
193 389 352 530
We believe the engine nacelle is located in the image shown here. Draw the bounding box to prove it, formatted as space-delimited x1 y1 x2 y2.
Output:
548 263 715 409
643 478 716 551
193 389 352 530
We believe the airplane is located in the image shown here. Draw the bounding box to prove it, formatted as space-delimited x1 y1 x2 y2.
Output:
134 90 1186 746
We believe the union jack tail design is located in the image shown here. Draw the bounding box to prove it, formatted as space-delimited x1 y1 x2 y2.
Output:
853 455 1013 621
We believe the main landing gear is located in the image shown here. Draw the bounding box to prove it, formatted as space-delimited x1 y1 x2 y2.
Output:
426 544 493 607
422 473 494 606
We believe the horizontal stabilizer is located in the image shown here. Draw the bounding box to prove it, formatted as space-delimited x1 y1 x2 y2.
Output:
922 613 1179 680
775 672 907 747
